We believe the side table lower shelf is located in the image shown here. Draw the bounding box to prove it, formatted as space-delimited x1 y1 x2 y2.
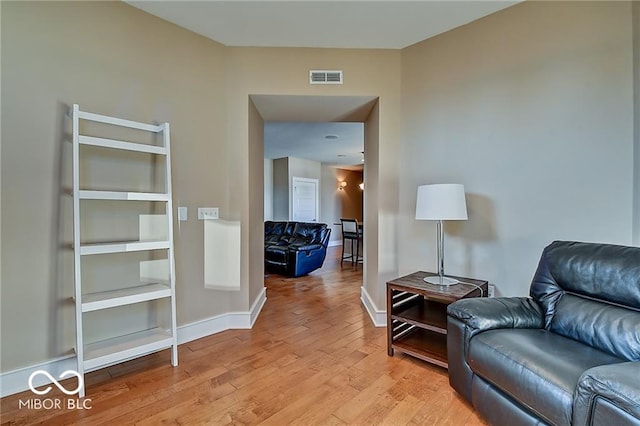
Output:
390 327 448 368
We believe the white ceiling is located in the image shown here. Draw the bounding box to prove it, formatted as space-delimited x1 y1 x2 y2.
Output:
251 95 377 122
126 1 519 50
264 122 365 168
125 0 518 167
254 95 374 169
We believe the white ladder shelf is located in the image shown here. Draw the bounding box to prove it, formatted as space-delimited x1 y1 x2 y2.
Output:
71 105 178 397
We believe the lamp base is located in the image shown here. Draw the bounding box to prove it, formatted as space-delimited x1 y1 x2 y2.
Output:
423 275 459 286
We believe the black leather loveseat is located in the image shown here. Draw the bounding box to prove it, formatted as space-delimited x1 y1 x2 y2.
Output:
264 221 331 277
447 241 640 426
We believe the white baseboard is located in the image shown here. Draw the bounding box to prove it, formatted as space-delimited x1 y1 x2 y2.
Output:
0 287 268 398
0 354 78 398
178 286 266 344
328 240 343 247
360 286 386 327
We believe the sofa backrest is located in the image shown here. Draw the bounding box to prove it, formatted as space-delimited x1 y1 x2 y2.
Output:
530 241 640 361
264 221 296 243
290 222 330 246
265 220 285 237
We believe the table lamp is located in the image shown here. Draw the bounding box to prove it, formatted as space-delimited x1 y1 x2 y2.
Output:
415 184 468 286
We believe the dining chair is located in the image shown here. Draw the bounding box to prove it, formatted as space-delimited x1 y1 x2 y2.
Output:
340 218 363 266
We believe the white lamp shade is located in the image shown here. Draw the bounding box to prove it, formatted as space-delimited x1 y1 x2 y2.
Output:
415 184 468 220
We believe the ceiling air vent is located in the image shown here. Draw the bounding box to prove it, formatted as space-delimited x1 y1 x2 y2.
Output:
309 70 343 85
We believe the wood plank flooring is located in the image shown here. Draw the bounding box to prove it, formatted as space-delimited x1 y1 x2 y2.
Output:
1 248 484 425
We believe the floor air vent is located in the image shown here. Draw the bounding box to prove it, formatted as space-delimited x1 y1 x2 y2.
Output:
309 70 343 85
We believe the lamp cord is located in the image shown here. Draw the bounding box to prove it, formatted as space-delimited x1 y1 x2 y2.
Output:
457 279 485 297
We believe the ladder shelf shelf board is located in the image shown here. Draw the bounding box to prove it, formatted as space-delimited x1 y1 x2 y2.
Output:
72 104 178 397
79 135 168 155
83 328 174 372
79 240 171 255
77 109 163 132
78 190 170 201
81 283 172 312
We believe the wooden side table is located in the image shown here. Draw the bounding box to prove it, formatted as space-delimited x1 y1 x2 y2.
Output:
386 271 488 368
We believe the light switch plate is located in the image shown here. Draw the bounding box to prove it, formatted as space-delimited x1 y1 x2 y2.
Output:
198 207 219 220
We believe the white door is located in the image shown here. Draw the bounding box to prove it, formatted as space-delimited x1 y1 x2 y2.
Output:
292 177 319 222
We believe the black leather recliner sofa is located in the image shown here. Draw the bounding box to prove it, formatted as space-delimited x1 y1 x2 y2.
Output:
264 221 331 277
447 241 640 426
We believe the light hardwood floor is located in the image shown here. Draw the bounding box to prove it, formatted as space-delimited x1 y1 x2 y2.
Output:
1 247 484 425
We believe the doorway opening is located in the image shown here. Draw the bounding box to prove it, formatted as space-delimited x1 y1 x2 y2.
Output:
250 94 378 292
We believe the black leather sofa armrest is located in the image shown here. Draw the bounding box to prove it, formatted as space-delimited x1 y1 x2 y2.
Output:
447 297 544 402
573 362 640 426
447 297 544 334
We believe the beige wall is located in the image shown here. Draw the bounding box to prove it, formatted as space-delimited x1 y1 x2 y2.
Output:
272 158 289 220
335 169 364 222
5 0 634 377
226 48 401 311
634 1 640 245
269 163 358 245
264 159 274 220
399 1 635 296
248 100 265 304
1 1 231 371
287 157 322 220
322 168 365 245
1 2 402 372
363 102 386 307
320 165 341 243
270 156 322 221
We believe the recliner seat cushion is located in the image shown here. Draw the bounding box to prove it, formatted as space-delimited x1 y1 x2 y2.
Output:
469 328 624 425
